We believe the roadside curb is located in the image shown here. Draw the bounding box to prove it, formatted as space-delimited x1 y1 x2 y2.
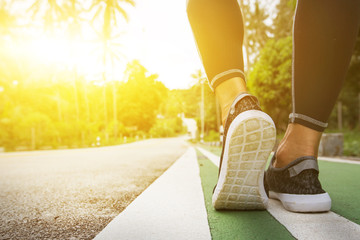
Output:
94 147 211 240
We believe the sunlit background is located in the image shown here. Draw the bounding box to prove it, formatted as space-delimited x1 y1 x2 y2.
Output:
0 0 359 156
2 0 203 89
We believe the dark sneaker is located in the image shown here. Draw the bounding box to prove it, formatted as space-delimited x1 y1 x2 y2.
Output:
264 154 332 212
212 93 276 210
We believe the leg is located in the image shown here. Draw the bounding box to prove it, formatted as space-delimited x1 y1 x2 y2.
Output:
187 0 247 125
187 0 277 210
265 0 360 213
276 0 360 167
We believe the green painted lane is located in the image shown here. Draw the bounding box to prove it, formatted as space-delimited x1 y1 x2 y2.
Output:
319 160 360 225
198 144 360 226
196 150 294 240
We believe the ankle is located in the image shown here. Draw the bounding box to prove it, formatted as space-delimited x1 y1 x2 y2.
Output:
274 123 322 168
220 103 231 126
215 77 247 125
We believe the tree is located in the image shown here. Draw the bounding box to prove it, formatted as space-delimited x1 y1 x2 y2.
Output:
0 1 15 36
117 60 167 132
272 0 296 40
334 30 360 129
89 0 135 141
272 0 296 39
64 0 85 124
170 70 218 138
27 0 67 126
191 70 206 140
246 0 296 130
240 0 272 70
248 37 293 130
27 0 67 33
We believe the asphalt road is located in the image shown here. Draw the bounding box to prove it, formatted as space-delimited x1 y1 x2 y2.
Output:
0 137 188 240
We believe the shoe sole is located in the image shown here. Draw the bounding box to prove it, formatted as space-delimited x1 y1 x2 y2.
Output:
269 191 332 213
212 110 276 210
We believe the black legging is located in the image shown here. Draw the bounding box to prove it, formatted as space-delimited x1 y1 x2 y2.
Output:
187 0 360 131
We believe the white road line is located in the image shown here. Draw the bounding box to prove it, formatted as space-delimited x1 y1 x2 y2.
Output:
197 147 219 167
94 147 211 240
318 156 360 165
267 200 360 240
196 146 360 240
197 147 360 166
266 152 360 165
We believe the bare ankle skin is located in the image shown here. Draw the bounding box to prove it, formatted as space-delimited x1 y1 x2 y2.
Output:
215 77 247 126
275 123 323 168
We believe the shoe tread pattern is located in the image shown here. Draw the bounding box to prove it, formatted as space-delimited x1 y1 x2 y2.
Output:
214 116 276 210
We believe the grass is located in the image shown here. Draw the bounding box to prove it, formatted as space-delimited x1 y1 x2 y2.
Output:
341 130 360 157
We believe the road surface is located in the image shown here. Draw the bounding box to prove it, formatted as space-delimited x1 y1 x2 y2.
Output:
0 138 187 240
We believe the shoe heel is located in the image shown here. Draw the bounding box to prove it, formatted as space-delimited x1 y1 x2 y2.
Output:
213 110 276 210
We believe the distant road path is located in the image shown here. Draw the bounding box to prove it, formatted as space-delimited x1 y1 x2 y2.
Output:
0 138 188 240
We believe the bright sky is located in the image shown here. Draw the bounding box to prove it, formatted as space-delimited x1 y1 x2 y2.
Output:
120 0 278 90
121 0 203 89
5 0 202 90
8 0 278 90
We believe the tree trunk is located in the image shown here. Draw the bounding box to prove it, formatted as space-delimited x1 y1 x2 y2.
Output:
103 40 109 144
73 69 80 123
337 101 343 130
31 127 36 150
83 80 90 122
215 96 221 131
52 75 63 122
200 80 205 142
358 92 360 128
113 80 118 139
239 0 251 72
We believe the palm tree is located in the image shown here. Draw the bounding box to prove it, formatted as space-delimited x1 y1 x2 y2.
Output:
64 0 83 124
248 1 271 49
239 0 271 70
27 0 65 121
89 0 135 142
27 0 66 146
29 0 93 146
27 0 66 33
62 0 89 145
191 70 206 142
0 2 15 36
272 0 296 39
238 0 251 73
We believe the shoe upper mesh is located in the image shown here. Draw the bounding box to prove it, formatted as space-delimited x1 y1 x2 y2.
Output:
265 158 326 195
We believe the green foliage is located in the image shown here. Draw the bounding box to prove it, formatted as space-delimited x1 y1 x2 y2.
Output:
337 30 360 129
185 83 218 132
118 60 168 132
326 128 360 157
248 36 293 130
158 90 186 118
249 0 360 132
154 70 220 141
149 117 184 138
204 130 220 142
0 51 168 150
272 0 296 39
241 0 271 58
89 0 135 39
0 2 15 35
344 137 360 157
0 0 196 151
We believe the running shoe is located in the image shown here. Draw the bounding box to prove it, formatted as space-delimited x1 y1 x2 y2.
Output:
264 154 332 212
212 93 276 210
